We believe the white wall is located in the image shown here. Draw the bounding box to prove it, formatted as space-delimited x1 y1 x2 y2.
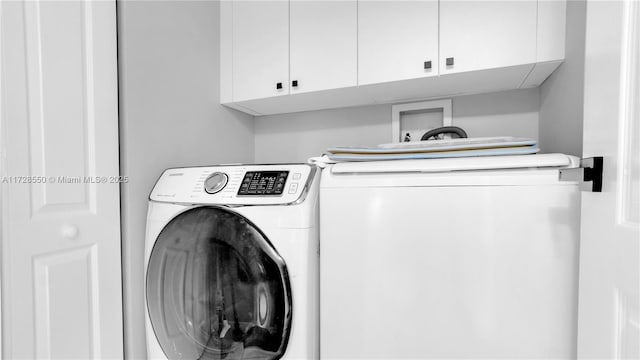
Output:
539 0 587 156
255 88 540 163
254 0 589 163
117 1 254 358
116 2 586 358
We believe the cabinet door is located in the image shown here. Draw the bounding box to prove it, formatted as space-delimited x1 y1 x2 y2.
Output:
232 0 289 102
290 0 357 94
440 0 537 74
359 1 439 85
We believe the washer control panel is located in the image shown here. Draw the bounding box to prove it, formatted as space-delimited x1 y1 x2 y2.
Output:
151 164 315 205
237 171 289 196
204 172 229 194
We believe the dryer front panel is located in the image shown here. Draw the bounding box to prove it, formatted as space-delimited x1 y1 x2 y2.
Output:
146 206 292 360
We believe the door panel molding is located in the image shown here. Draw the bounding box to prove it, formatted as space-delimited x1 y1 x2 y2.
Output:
618 0 639 227
1 0 123 357
614 288 640 359
33 245 101 359
23 0 97 215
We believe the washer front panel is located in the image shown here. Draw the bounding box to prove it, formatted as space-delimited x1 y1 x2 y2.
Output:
146 206 292 360
150 164 314 205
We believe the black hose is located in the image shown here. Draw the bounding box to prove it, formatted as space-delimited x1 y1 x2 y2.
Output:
420 126 468 141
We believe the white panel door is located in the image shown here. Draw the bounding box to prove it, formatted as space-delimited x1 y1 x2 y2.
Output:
290 0 357 94
577 0 640 358
0 1 123 358
358 0 439 85
439 0 537 74
232 0 289 102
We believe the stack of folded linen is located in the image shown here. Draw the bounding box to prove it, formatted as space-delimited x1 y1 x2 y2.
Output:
325 137 539 162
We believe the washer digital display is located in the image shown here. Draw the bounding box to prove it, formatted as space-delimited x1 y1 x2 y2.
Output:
238 171 289 196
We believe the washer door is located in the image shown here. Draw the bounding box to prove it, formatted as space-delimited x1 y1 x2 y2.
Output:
146 206 292 360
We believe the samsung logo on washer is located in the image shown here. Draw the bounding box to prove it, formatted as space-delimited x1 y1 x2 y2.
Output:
168 173 184 176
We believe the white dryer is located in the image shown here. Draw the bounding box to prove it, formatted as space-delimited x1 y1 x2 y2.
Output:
320 154 581 359
144 164 319 360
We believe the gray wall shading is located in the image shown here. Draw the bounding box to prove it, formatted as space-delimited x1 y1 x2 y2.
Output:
117 1 587 358
539 0 587 156
117 1 254 358
254 0 589 163
254 88 540 163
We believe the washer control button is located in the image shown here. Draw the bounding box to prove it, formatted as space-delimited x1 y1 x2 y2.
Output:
292 172 302 180
204 172 228 194
288 183 298 194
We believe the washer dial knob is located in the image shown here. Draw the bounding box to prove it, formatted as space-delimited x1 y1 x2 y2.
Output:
204 172 228 194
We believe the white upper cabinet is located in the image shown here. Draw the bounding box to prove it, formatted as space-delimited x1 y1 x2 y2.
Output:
231 0 289 102
358 0 439 85
536 0 567 62
221 0 567 115
289 0 357 94
439 0 537 74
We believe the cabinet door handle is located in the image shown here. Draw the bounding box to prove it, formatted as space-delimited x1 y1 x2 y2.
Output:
276 82 283 90
424 61 432 70
292 80 298 87
446 57 454 66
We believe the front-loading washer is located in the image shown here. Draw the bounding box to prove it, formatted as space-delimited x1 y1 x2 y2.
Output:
144 164 319 360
